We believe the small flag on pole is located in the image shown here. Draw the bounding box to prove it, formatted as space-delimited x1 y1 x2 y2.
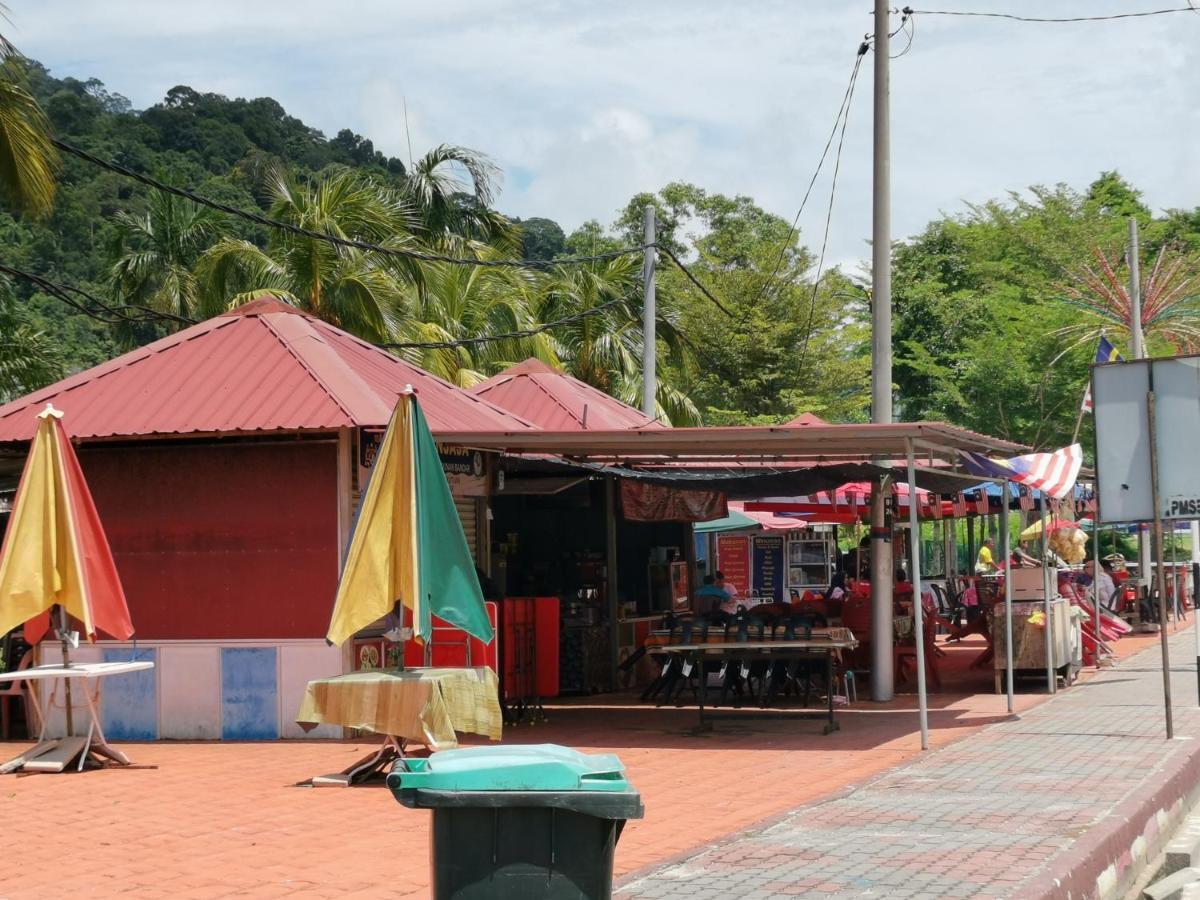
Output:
1081 335 1123 413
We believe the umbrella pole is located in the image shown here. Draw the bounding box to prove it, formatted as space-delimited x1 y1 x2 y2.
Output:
56 604 75 737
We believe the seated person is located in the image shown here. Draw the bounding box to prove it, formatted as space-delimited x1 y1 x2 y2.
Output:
1084 558 1117 610
975 538 998 575
694 574 731 616
1011 544 1040 568
894 567 914 597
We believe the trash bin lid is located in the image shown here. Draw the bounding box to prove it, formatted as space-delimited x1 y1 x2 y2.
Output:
394 743 632 793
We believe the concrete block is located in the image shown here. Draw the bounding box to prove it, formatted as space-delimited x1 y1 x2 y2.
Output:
1145 867 1200 900
1164 818 1200 876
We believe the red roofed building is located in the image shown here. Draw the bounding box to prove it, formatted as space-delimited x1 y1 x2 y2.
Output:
0 298 533 740
469 358 662 430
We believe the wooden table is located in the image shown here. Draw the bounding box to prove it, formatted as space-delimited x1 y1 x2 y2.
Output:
0 661 155 774
658 637 858 734
296 667 502 786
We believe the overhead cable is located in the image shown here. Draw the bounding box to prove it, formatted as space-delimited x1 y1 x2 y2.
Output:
908 6 1198 23
380 296 630 350
0 262 195 326
656 245 736 317
52 138 644 271
750 42 869 311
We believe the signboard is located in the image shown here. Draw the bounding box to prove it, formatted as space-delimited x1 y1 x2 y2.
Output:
437 444 485 477
715 535 750 596
752 535 785 601
1094 355 1200 523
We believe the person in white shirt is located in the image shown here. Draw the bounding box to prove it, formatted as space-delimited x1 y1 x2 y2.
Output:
1084 558 1116 610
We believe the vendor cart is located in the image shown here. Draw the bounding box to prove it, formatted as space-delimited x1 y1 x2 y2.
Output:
992 597 1082 692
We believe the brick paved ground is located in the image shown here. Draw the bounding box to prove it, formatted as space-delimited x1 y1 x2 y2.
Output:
0 633 1167 899
617 628 1200 900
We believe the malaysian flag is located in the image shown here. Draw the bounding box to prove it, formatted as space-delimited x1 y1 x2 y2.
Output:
1081 335 1123 413
1018 485 1034 512
959 444 1084 501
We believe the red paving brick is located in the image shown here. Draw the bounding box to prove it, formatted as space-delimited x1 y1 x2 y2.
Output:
0 633 1165 898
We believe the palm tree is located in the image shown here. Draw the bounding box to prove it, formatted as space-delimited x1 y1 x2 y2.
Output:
539 256 699 425
0 279 63 400
195 166 423 341
1058 244 1200 354
109 190 228 320
0 27 58 219
402 144 519 252
392 259 557 386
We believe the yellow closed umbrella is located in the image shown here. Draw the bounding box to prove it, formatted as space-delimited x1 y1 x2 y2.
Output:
325 388 493 649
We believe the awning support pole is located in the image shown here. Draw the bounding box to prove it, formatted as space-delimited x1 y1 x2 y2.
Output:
1002 482 1014 714
906 440 928 749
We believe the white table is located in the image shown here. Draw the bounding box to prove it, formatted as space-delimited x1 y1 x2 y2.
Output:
0 661 155 774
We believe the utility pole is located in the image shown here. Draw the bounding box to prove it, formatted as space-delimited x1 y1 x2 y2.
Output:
872 0 892 427
1129 217 1153 593
869 0 895 701
642 205 657 418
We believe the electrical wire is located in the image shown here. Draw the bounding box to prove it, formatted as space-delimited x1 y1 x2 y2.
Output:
749 42 869 313
908 6 1198 23
380 296 630 350
796 42 861 369
656 245 735 317
0 262 195 326
52 138 645 271
892 12 916 57
2 258 645 352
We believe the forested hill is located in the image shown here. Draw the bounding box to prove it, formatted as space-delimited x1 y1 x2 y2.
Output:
4 63 429 369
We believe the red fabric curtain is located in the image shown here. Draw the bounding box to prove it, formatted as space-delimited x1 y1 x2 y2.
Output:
620 480 727 522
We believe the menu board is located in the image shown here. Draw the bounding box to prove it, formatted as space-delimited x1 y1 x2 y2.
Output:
752 535 785 601
715 535 750 596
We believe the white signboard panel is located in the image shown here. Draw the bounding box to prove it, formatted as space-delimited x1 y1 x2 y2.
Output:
1093 359 1151 523
1093 354 1200 523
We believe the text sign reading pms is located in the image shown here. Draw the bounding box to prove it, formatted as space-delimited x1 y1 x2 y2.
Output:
1166 497 1200 519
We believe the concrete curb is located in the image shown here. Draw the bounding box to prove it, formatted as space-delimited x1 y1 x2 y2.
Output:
1017 731 1200 899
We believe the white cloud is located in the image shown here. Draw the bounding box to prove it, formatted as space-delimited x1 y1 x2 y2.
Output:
13 0 1200 263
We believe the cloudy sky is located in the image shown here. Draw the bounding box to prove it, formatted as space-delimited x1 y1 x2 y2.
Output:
12 1 1200 266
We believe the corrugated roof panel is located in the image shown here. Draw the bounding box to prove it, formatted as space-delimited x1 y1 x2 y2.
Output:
470 358 661 431
0 296 531 441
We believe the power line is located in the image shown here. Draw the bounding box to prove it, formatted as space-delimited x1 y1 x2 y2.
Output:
750 42 869 312
380 296 630 350
656 245 736 317
0 262 195 326
52 138 645 271
797 37 862 369
908 6 1198 23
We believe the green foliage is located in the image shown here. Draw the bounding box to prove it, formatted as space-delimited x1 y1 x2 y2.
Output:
891 173 1200 448
607 182 871 424
0 277 63 400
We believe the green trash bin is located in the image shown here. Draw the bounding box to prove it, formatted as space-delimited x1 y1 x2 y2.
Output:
387 743 644 900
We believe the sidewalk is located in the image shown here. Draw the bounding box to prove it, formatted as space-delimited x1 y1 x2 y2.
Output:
618 628 1200 900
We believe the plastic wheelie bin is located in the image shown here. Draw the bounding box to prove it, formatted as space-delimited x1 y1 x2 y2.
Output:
387 743 644 900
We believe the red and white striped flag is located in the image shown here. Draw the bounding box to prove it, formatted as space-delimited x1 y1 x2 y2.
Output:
960 444 1083 502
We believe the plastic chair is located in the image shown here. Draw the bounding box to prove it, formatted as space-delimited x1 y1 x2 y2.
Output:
0 650 37 740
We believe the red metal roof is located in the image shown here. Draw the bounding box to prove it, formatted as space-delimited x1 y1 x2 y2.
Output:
469 358 663 431
786 413 828 426
0 296 535 442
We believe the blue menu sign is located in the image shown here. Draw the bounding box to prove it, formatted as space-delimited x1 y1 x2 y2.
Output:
752 535 785 601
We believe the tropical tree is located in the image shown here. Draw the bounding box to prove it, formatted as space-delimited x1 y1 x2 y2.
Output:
391 259 557 387
108 189 228 320
0 279 63 399
402 144 519 252
538 253 699 425
1058 244 1200 354
195 166 422 341
0 30 57 219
